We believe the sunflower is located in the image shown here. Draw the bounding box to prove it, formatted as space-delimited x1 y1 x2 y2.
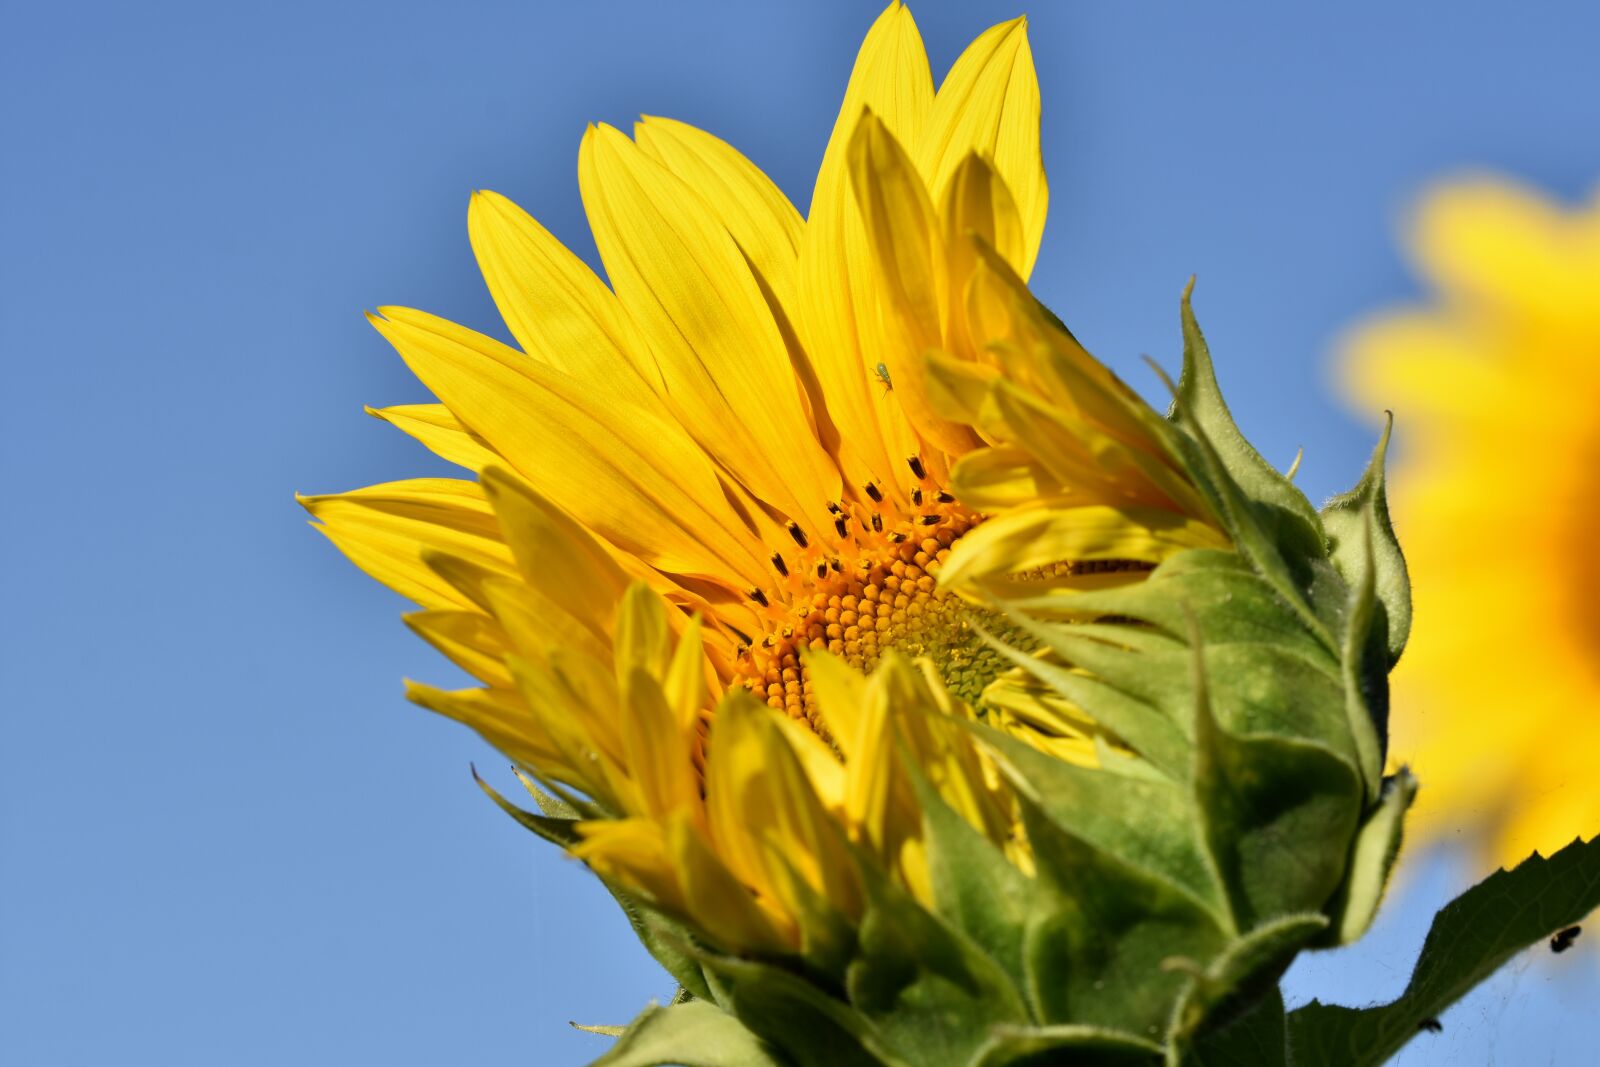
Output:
1343 176 1600 868
302 3 1227 958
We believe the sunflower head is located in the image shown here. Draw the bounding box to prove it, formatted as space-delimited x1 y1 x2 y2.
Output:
304 4 1415 1061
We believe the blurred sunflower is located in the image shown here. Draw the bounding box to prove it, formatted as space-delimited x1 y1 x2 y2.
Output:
302 2 1225 955
1344 177 1600 867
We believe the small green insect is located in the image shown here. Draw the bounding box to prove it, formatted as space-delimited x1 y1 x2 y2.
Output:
873 361 893 393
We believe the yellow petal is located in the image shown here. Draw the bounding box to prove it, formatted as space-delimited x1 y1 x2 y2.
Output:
940 153 1028 304
613 582 673 686
405 681 563 769
479 573 610 666
366 403 497 471
1411 178 1600 327
800 649 869 760
660 814 795 953
619 665 702 820
797 0 933 498
939 502 1229 591
467 189 658 386
370 306 768 585
579 124 840 532
704 695 859 922
633 116 837 455
478 465 632 634
299 479 513 610
572 816 690 912
917 16 1046 275
404 608 515 689
811 1 934 213
847 111 980 457
634 116 804 313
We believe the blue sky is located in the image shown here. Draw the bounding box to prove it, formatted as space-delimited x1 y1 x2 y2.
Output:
3 2 1597 1063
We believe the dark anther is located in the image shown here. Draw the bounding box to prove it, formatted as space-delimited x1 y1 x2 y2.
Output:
864 482 884 503
1551 925 1582 953
829 559 842 572
911 486 923 506
871 513 883 533
827 501 843 515
786 521 809 548
816 562 828 579
728 625 753 645
918 514 941 525
888 532 907 543
907 455 927 480
936 490 955 504
770 552 789 577
834 516 849 538
748 588 769 607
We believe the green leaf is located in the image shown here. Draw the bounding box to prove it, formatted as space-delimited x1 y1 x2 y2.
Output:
1182 985 1288 1067
1286 835 1600 1067
1171 278 1327 569
589 1000 786 1067
1321 414 1411 668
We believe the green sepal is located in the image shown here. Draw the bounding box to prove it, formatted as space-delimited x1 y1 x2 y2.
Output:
474 770 720 1000
1189 613 1363 925
1004 609 1355 776
589 999 786 1067
845 854 1031 1067
602 885 716 1004
1013 789 1229 1035
1332 510 1387 800
471 765 582 848
969 1023 1165 1067
1318 769 1416 946
511 766 583 819
698 952 906 1067
983 726 1231 924
1321 414 1411 668
1166 913 1327 1051
906 756 1035 995
980 624 1191 779
1004 550 1333 670
1171 278 1327 569
1157 360 1335 658
1286 835 1600 1067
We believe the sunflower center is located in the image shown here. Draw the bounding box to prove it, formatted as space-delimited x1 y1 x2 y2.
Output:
731 458 1027 736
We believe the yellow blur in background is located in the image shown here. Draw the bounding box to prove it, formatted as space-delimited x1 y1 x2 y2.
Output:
1344 177 1600 869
